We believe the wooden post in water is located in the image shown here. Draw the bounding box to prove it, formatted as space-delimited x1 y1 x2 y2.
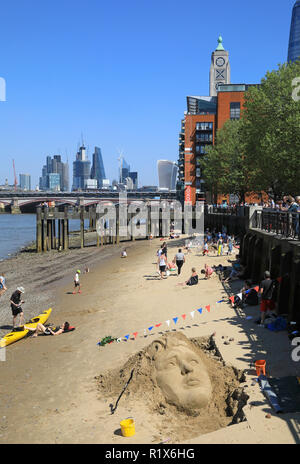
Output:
36 207 42 252
63 206 69 250
80 205 85 249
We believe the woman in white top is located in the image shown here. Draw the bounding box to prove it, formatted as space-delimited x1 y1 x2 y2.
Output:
157 253 167 279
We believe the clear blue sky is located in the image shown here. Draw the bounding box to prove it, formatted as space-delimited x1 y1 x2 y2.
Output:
0 0 296 188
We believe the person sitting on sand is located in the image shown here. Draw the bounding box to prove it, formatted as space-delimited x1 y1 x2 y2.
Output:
121 248 127 258
25 321 71 337
177 268 198 287
0 273 7 296
204 263 213 280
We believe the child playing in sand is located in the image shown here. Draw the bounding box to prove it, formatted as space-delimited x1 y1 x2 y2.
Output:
121 249 127 258
73 270 81 294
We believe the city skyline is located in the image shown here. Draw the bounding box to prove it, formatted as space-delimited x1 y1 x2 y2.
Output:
0 0 296 188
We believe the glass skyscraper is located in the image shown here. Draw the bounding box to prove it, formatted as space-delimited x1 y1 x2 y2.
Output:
91 146 106 188
288 1 300 63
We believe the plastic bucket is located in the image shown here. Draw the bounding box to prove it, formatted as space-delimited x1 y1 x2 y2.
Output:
255 360 266 376
120 418 135 437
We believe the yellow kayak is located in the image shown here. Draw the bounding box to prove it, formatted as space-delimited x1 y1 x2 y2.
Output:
0 308 52 348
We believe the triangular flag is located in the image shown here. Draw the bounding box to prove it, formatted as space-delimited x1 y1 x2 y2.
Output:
229 296 235 303
190 311 195 319
117 338 122 343
148 326 154 332
197 308 203 314
254 286 259 292
182 314 186 320
133 332 138 339
217 299 225 303
155 323 162 328
124 334 130 340
173 317 178 325
245 289 250 294
165 320 170 327
205 305 210 312
237 293 242 300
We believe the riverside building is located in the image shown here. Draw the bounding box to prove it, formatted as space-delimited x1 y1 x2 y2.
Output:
178 37 258 205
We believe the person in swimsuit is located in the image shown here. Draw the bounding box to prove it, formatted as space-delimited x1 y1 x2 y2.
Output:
25 321 70 337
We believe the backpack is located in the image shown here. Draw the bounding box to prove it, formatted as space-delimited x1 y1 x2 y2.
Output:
244 289 259 306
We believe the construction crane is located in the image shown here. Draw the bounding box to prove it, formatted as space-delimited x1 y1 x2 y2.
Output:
12 159 17 191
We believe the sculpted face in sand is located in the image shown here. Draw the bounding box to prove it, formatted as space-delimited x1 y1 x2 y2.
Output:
150 336 212 410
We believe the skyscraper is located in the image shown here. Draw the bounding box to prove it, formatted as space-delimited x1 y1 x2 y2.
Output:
72 145 91 191
157 160 178 191
19 174 31 191
39 155 69 191
288 1 300 63
91 146 106 188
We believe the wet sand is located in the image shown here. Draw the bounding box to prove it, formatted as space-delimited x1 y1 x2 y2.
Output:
1 237 300 444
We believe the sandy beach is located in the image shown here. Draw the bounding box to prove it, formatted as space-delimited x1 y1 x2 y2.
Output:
1 236 300 444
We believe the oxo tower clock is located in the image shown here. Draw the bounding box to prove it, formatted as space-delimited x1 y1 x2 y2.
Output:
209 36 231 97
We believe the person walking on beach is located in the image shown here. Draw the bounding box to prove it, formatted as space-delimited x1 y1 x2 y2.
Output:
10 287 25 329
158 252 167 279
0 273 7 296
73 270 81 294
174 248 185 276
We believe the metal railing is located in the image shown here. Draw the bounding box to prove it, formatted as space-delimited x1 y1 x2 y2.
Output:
253 210 300 240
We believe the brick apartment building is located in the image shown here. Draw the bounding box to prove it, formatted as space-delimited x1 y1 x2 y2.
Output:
178 38 259 205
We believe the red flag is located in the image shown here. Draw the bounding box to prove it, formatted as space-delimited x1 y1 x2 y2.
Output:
277 277 283 283
133 332 138 339
206 305 210 312
155 323 162 328
182 314 186 320
254 286 259 292
229 296 235 303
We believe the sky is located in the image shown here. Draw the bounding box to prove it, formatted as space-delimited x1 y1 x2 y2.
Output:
0 0 297 188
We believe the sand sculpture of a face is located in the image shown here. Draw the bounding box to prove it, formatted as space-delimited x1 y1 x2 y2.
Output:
148 335 212 411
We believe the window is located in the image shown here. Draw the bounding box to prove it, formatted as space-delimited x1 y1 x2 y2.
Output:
196 122 213 131
230 102 241 119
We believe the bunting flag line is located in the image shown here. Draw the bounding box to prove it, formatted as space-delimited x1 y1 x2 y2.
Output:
124 335 130 340
133 332 138 339
155 323 162 328
190 311 195 319
197 308 203 314
173 317 178 325
205 305 210 313
148 326 154 332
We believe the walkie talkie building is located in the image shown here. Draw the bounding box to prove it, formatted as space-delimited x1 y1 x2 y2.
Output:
288 1 300 63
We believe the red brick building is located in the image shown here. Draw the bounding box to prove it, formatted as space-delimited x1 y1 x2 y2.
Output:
178 84 259 205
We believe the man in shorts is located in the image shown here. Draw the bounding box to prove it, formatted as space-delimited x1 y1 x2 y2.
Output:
10 287 25 329
259 271 275 325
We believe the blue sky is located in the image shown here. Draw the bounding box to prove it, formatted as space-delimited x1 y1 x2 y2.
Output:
0 0 296 188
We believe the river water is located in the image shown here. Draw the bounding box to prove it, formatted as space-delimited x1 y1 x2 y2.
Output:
0 214 90 261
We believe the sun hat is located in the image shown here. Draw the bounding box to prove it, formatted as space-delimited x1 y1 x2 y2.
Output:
77 270 81 274
17 287 25 293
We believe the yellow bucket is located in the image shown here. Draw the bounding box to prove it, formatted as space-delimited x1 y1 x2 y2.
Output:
120 418 135 437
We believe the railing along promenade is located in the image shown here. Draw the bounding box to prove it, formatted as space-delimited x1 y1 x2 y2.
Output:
252 209 300 240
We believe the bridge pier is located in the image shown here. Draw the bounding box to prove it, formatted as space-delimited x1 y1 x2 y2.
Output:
11 198 21 214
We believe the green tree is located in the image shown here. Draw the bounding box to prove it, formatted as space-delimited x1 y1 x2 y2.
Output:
241 61 300 199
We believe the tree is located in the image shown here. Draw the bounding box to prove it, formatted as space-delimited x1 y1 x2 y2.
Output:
241 60 300 199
